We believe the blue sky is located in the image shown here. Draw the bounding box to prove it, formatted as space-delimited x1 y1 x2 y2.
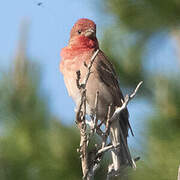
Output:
0 0 178 149
0 0 102 121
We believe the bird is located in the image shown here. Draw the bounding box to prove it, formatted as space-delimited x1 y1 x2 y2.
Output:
60 18 134 171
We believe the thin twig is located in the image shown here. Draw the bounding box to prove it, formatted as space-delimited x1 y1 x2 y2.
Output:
76 70 81 89
94 91 99 131
82 49 100 88
130 81 143 99
101 104 112 148
111 81 143 122
178 165 180 180
97 145 114 155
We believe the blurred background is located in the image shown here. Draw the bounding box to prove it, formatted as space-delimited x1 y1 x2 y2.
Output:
0 0 180 179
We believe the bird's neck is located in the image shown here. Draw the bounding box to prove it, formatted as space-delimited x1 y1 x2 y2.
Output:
69 36 99 50
60 36 99 61
61 46 96 61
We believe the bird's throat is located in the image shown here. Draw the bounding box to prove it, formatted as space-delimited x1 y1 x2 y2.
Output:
69 36 99 49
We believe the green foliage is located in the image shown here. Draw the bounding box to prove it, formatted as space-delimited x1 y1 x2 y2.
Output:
104 0 180 32
0 53 82 179
100 0 180 179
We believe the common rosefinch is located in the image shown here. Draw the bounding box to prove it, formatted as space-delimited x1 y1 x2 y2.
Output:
60 18 134 170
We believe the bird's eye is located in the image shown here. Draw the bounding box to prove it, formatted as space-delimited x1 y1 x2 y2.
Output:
77 30 81 34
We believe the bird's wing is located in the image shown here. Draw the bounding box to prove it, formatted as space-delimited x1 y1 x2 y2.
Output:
94 49 134 136
94 50 124 106
94 50 135 168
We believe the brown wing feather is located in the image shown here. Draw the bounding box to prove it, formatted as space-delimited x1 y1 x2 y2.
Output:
95 50 124 103
94 50 134 137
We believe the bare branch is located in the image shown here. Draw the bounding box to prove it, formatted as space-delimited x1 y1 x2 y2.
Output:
111 81 143 122
76 70 81 89
97 144 114 155
130 81 143 99
82 49 100 88
101 104 112 148
94 91 99 130
178 165 180 180
75 49 100 180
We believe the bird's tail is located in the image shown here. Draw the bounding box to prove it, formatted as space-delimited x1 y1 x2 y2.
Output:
110 118 135 171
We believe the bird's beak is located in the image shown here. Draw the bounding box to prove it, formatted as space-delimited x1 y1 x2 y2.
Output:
85 29 95 37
